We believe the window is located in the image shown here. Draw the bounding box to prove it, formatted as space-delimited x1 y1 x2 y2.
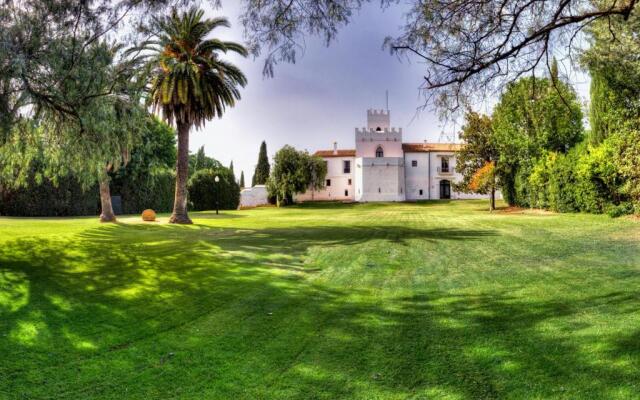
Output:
411 160 418 167
326 179 331 187
375 146 384 158
441 157 450 173
344 190 349 196
348 179 352 185
419 189 423 196
343 160 351 174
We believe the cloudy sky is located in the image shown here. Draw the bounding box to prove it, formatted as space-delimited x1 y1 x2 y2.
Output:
196 2 590 185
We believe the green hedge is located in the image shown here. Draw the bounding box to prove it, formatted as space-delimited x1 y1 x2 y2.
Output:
0 169 176 217
112 168 175 214
187 168 240 211
0 175 99 217
525 141 622 214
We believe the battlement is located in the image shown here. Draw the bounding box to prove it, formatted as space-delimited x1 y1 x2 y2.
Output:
355 127 402 136
367 109 389 116
366 109 391 129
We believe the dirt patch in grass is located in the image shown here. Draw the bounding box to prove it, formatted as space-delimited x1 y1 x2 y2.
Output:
494 206 555 216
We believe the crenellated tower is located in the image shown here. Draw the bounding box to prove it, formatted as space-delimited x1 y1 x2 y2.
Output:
367 109 391 130
355 109 406 202
356 109 403 158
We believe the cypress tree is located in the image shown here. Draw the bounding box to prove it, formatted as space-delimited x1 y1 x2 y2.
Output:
240 171 245 188
195 146 206 171
252 141 270 186
229 160 236 183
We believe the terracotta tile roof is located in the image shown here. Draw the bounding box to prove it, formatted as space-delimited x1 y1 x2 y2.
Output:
313 149 356 157
402 143 463 152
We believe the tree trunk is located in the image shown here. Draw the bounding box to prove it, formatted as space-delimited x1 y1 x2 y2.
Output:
490 187 496 211
490 160 497 212
169 121 193 224
99 177 116 223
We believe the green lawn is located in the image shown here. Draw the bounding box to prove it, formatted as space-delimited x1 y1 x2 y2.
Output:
1 201 639 399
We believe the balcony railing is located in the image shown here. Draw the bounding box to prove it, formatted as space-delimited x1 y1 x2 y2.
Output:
437 167 452 174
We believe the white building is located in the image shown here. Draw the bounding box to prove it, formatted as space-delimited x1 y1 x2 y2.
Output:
297 109 491 202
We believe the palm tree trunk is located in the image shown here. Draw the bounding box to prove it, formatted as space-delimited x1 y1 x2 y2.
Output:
169 121 193 224
99 176 116 223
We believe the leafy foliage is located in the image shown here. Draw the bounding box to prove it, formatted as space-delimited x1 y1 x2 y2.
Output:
0 0 196 136
187 168 240 211
252 141 270 186
190 146 222 175
0 174 98 217
134 7 248 128
267 145 327 206
492 76 583 205
469 162 496 193
110 117 178 214
454 111 498 196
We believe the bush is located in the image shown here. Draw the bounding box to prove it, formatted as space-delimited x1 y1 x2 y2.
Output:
526 141 623 214
607 202 635 218
187 168 240 211
113 168 175 214
0 175 98 217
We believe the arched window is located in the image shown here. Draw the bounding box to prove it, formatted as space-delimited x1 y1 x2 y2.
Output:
375 146 384 158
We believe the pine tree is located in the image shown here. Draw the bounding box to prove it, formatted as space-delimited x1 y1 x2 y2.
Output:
252 141 270 186
240 171 245 188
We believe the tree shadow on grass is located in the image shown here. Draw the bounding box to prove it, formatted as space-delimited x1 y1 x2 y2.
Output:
0 223 639 399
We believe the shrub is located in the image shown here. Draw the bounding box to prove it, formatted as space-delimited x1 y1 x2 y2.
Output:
187 168 240 211
0 175 98 217
526 141 623 214
607 202 635 218
112 168 175 214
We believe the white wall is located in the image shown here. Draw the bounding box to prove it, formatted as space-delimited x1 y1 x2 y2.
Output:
404 152 431 200
296 156 355 202
357 157 405 202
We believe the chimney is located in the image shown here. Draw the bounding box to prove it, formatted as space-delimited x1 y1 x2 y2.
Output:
333 141 338 155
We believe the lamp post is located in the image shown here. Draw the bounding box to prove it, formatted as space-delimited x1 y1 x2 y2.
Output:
214 175 220 215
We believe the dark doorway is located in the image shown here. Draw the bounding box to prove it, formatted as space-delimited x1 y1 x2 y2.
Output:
439 180 451 199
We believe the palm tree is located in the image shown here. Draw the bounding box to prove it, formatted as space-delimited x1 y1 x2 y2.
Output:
133 8 247 223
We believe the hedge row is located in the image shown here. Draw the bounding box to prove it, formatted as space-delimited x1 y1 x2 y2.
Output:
0 167 242 216
511 139 635 216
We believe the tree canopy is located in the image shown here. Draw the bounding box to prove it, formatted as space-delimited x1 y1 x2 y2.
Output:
267 145 327 206
454 111 499 209
239 0 640 110
492 75 583 204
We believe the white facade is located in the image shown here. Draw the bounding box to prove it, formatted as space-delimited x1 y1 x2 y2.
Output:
297 150 355 202
296 109 494 202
